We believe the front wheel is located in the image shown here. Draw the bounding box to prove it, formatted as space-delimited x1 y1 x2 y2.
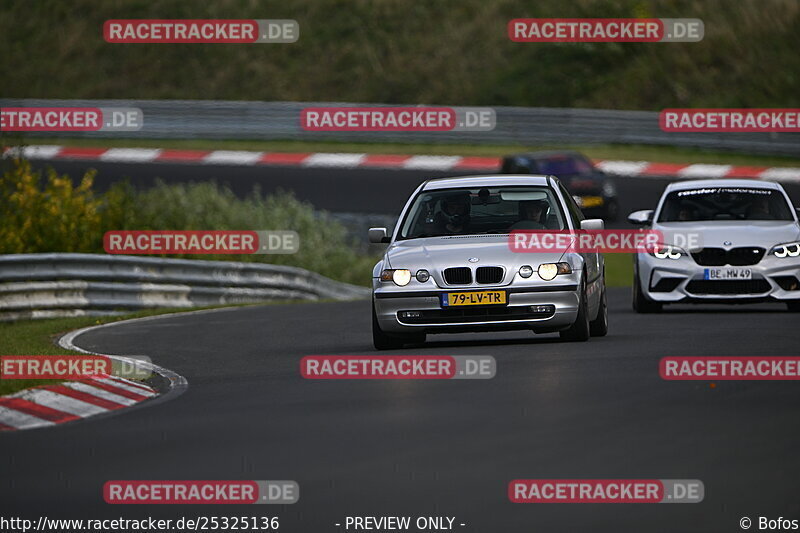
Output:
589 285 608 337
632 269 662 314
560 277 590 342
372 301 402 350
372 301 426 350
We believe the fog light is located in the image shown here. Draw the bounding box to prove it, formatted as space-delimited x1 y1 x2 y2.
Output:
399 311 422 319
529 304 555 314
416 269 430 283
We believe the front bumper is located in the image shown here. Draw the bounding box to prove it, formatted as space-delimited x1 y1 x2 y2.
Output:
373 284 580 334
637 253 800 303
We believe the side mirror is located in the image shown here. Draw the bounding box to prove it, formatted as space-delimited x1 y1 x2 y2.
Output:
580 218 604 231
368 227 390 244
627 210 654 226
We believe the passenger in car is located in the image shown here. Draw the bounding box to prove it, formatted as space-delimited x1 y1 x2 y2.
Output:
510 200 548 230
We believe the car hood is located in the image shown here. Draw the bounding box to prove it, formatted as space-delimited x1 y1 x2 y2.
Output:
385 235 567 272
654 221 800 249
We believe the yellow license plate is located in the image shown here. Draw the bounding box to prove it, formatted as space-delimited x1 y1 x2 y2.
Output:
579 196 604 208
442 290 507 307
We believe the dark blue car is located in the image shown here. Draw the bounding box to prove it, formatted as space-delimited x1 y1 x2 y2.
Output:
501 151 619 221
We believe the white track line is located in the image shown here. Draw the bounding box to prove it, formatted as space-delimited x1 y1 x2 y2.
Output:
759 168 800 182
92 377 157 397
203 150 264 165
106 375 158 393
302 153 366 167
595 160 650 175
3 145 63 159
678 164 733 178
99 148 162 162
402 155 462 170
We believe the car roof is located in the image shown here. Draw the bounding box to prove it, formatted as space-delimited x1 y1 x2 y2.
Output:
421 175 553 190
665 179 784 192
503 150 585 161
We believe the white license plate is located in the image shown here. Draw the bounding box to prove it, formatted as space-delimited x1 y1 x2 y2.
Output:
703 268 752 280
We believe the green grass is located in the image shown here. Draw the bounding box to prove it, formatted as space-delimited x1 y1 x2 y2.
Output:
1 0 798 111
8 137 800 167
603 253 634 288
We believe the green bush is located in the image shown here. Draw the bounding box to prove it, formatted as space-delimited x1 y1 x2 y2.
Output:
0 159 103 253
0 158 377 286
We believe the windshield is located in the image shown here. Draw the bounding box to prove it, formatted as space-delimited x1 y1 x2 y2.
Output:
398 186 566 239
657 187 794 222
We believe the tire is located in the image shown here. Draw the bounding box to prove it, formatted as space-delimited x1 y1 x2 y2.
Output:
632 269 662 314
372 301 403 350
589 285 608 337
787 301 800 312
560 275 590 342
402 332 427 346
372 301 426 350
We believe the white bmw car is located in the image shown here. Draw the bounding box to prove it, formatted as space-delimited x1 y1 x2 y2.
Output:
369 175 608 350
629 179 800 313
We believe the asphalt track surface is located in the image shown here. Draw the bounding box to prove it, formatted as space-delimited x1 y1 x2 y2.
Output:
3 289 800 532
28 158 800 226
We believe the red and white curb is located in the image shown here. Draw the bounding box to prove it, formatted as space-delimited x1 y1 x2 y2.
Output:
4 145 800 182
0 313 192 432
595 160 800 182
0 374 157 431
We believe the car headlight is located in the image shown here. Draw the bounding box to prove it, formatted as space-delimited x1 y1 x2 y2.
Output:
772 242 800 258
415 269 430 282
649 244 685 260
538 262 572 281
518 265 534 278
380 269 412 286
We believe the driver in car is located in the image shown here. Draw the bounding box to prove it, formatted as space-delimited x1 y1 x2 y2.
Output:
748 196 775 220
435 193 471 234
